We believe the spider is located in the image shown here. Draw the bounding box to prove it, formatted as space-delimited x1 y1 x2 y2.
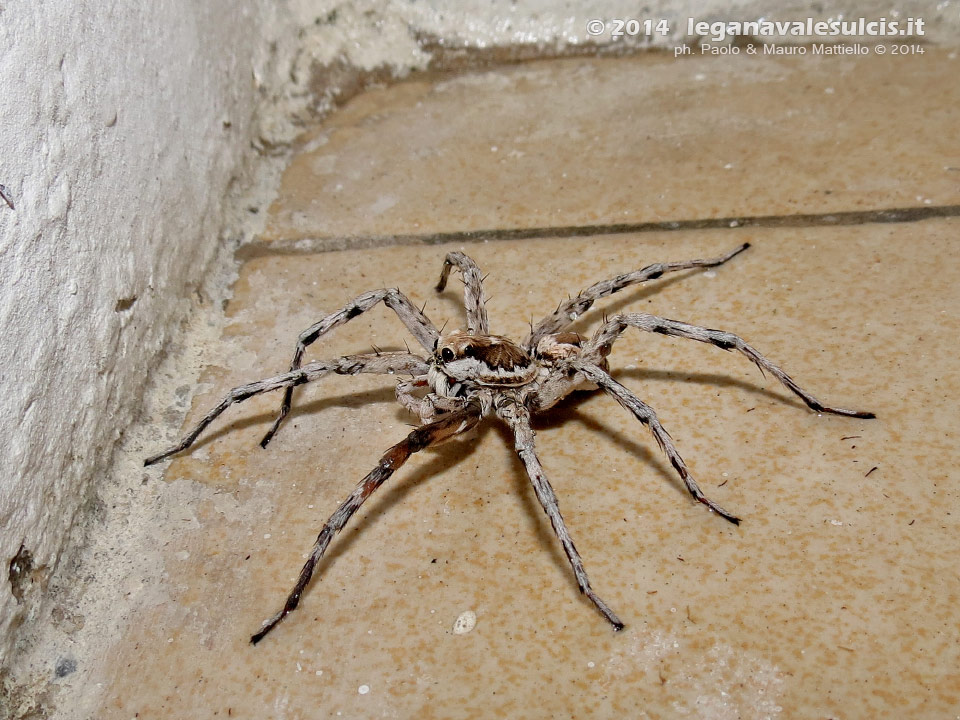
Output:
145 242 874 643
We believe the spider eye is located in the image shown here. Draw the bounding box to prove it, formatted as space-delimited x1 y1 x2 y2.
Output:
440 347 455 362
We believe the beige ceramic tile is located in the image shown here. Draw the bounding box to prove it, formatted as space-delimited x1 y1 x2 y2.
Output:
263 50 960 242
103 222 959 718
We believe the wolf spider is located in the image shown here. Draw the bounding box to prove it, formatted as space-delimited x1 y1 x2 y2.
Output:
146 242 874 643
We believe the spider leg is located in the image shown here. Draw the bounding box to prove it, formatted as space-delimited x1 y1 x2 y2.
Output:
496 399 624 631
262 289 440 448
435 251 489 334
572 362 741 525
144 352 428 466
583 312 875 419
251 402 482 644
524 243 750 350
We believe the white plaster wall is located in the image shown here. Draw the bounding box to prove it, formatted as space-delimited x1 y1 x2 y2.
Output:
283 0 957 80
0 0 297 667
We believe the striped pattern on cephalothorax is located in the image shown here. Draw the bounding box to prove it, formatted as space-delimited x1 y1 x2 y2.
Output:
431 331 538 388
145 242 875 645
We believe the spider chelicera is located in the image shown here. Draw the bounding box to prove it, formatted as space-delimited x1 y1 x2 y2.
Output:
145 243 874 643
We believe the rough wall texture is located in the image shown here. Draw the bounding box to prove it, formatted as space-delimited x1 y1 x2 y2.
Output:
0 0 297 667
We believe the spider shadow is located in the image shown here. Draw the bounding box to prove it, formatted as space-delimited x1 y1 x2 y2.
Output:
297 421 492 597
432 263 705 336
305 413 619 614
175 384 406 454
485 418 613 595
420 397 672 607
533 363 802 488
258 367 789 611
615 366 808 411
432 285 480 332
536 268 708 337
506 364 800 597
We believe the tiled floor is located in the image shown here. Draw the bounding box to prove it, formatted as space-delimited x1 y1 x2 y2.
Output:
58 50 960 718
261 51 959 244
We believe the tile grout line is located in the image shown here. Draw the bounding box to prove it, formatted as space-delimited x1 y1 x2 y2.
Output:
236 203 960 259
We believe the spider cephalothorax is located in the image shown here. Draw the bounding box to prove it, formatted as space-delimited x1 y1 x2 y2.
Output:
146 243 874 644
429 331 605 416
432 332 537 387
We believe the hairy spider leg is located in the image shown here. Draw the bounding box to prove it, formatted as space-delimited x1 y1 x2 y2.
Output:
261 289 440 448
525 242 751 350
573 362 740 524
144 352 428 466
583 313 875 419
251 403 482 644
497 399 625 631
435 251 490 334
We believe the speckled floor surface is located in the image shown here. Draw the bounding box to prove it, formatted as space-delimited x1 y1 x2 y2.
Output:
40 51 960 719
